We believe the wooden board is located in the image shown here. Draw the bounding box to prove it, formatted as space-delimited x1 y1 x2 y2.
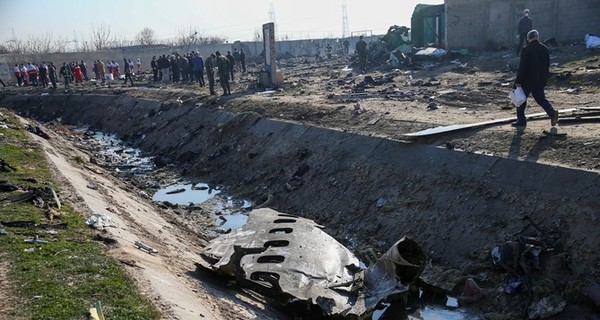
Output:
403 108 577 137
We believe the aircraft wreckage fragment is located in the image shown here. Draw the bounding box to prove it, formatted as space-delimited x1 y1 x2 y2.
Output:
197 208 426 318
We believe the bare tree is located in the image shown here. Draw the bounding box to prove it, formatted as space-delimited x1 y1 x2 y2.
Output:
176 26 200 46
89 23 112 50
28 33 54 53
53 36 71 53
136 27 156 45
4 38 25 53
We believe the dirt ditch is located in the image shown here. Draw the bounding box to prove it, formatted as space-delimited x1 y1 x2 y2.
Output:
1 90 599 319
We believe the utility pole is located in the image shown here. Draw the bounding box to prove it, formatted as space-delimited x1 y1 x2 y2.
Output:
342 0 349 38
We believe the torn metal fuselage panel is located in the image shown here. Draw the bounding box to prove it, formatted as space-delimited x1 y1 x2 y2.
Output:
198 208 426 318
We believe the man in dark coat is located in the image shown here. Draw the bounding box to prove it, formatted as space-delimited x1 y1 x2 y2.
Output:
513 29 558 127
225 51 235 81
205 53 216 95
355 35 367 72
151 56 158 82
216 51 231 95
516 9 533 56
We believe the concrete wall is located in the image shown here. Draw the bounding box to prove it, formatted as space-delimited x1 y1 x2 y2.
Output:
445 0 600 50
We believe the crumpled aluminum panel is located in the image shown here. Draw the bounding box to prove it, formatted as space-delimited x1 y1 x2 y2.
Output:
200 208 425 317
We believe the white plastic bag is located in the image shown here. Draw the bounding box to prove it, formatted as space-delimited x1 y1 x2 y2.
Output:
509 87 526 107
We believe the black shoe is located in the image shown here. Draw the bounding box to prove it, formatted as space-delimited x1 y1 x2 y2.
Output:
511 121 526 127
551 110 559 126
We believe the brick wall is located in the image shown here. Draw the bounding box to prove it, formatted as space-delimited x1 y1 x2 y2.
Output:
445 0 600 50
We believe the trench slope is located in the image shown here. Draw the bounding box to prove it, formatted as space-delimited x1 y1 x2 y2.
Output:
2 93 599 279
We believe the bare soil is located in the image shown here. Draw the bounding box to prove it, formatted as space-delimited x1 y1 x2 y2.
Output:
1 44 599 319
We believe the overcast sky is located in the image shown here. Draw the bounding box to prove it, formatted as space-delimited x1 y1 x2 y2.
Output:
0 0 443 44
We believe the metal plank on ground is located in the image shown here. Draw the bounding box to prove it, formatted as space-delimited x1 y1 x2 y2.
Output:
402 108 577 137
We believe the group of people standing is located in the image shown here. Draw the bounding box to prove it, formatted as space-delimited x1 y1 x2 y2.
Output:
13 61 88 89
150 48 246 96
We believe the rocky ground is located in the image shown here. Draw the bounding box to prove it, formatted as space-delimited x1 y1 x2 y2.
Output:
1 43 599 319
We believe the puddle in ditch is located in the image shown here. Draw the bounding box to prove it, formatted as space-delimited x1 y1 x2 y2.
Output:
152 183 251 230
152 183 221 205
211 197 252 230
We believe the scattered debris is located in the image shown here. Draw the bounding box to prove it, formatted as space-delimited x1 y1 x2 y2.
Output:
415 47 447 58
427 102 439 111
197 208 426 318
457 278 489 305
86 214 118 230
1 187 59 208
0 182 21 192
26 124 50 139
352 103 367 116
542 130 567 137
134 241 158 254
166 188 186 194
89 301 106 320
585 34 600 49
25 235 49 245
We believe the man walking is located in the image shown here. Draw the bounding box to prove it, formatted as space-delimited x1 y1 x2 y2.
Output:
513 29 558 127
516 9 533 56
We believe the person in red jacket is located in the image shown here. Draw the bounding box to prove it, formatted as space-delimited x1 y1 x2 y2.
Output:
73 63 84 84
